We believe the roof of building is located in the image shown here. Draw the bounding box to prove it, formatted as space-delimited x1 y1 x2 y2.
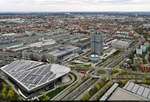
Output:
100 83 119 101
112 40 130 46
28 39 56 48
48 45 79 57
91 54 99 58
123 81 150 100
1 60 70 92
9 39 56 52
108 87 147 101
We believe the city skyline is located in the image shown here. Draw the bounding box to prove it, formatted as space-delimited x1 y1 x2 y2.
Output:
0 0 150 12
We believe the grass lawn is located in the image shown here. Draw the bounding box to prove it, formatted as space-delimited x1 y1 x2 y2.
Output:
48 85 68 99
97 70 106 74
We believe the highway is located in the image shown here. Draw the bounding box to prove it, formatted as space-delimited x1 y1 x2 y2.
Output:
75 78 102 100
52 71 83 100
62 78 98 100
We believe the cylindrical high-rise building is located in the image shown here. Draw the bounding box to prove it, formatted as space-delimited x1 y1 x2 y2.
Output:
91 30 103 55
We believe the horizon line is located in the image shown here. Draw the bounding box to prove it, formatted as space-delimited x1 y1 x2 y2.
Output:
0 11 150 13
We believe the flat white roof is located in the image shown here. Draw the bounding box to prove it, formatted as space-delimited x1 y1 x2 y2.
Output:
100 83 119 101
1 60 70 92
108 87 147 101
124 81 150 100
112 40 130 46
48 45 79 57
28 39 56 48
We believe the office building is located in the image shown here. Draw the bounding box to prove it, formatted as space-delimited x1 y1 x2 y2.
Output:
91 31 103 55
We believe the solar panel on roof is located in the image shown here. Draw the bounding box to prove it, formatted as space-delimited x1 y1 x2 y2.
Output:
11 72 17 76
41 66 51 75
4 61 18 72
14 71 22 78
30 68 38 74
35 67 44 75
21 74 32 83
47 74 56 81
38 73 52 84
1 60 70 92
28 75 37 81
32 76 43 85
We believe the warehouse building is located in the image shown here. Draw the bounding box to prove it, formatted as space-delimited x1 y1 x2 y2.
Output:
100 81 149 101
47 45 81 63
111 39 131 50
0 60 71 98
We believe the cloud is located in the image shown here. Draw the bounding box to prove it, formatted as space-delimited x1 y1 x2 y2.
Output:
0 0 150 12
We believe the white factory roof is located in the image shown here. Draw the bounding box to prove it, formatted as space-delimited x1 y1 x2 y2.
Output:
108 87 147 101
1 60 70 92
10 39 56 52
123 81 150 100
112 40 130 46
2 33 17 36
28 39 56 48
48 45 79 57
100 83 119 101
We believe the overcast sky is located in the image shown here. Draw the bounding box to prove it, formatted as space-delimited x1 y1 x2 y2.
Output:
0 0 150 12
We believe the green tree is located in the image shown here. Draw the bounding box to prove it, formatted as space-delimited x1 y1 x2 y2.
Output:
89 87 98 95
7 89 14 100
2 87 7 95
1 87 7 99
99 80 105 86
81 92 90 101
18 97 23 101
42 95 49 101
142 78 147 84
95 84 100 90
121 80 128 85
45 96 49 101
144 73 148 77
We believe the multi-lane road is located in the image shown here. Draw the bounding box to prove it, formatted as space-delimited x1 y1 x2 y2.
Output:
62 78 97 100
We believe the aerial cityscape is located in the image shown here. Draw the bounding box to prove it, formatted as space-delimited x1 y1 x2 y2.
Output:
0 0 150 101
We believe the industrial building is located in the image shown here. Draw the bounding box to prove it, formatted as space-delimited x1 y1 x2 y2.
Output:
47 45 81 63
100 81 149 101
0 60 71 98
111 39 131 49
91 31 103 55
